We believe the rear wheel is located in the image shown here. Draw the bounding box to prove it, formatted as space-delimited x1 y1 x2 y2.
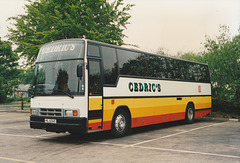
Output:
185 104 195 124
111 110 130 137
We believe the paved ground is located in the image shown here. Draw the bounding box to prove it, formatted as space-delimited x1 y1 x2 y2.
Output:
0 108 239 163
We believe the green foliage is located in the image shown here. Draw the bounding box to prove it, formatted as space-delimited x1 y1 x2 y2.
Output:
0 38 20 103
8 0 134 65
156 48 169 56
177 52 203 63
202 26 240 112
19 67 34 84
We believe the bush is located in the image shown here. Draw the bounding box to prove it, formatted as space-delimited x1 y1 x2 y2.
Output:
0 94 7 103
212 98 240 115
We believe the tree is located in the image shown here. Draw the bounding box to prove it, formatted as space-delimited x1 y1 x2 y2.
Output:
0 38 20 103
177 52 203 63
202 25 240 112
19 67 34 84
7 0 134 65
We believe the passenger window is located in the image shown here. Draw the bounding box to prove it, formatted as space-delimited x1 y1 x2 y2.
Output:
147 55 167 79
88 44 100 57
101 46 118 85
166 58 182 80
117 49 146 76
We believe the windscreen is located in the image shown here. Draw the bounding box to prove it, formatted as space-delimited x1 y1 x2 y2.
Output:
33 60 84 96
33 40 85 97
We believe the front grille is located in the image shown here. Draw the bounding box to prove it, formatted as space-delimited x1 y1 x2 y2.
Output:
39 108 63 117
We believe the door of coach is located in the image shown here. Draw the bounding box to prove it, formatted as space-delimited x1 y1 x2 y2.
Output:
87 59 103 132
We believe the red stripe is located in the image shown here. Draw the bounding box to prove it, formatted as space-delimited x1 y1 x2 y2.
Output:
102 121 111 131
88 122 101 131
195 109 211 117
131 112 185 128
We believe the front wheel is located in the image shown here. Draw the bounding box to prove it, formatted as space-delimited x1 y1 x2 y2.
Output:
111 110 130 138
185 104 195 124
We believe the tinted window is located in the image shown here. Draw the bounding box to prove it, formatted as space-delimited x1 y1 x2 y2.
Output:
166 58 182 80
101 46 118 85
117 49 146 76
197 64 210 83
147 55 167 79
88 44 100 57
186 62 196 81
89 60 101 95
179 61 190 81
169 60 210 83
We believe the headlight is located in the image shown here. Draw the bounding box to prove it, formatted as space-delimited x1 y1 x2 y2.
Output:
65 110 78 117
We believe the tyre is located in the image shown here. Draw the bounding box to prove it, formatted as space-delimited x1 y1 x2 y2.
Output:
185 104 195 124
111 109 130 138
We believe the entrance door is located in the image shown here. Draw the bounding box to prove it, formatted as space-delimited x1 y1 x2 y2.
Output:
88 59 103 132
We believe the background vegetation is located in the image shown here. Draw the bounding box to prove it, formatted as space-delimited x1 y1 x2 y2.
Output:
0 38 20 103
177 26 240 115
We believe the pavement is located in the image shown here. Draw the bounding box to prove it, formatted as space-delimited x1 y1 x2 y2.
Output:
0 105 239 163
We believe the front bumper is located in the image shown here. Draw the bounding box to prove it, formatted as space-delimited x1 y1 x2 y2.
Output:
30 115 87 133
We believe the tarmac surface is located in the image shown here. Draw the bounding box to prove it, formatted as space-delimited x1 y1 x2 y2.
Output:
0 105 239 163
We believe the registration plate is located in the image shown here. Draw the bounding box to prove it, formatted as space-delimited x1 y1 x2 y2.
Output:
44 118 57 123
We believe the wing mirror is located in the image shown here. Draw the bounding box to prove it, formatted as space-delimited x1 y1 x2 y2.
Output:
77 65 83 79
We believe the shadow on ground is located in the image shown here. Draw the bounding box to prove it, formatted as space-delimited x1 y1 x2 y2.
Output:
40 118 226 145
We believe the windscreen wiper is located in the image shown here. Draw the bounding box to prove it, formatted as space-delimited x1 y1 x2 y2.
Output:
52 89 74 99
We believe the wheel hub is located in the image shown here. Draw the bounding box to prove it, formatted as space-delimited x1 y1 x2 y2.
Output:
188 108 194 120
115 114 126 132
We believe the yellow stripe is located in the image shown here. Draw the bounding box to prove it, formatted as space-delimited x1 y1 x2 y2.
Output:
103 96 211 122
0 156 36 163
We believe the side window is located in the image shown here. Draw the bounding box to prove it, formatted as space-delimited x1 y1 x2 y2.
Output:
147 55 167 79
202 65 211 83
101 46 118 85
117 49 146 76
88 60 101 95
88 44 100 57
166 58 174 79
196 64 210 83
186 62 195 81
167 58 182 80
174 60 182 80
193 64 202 82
